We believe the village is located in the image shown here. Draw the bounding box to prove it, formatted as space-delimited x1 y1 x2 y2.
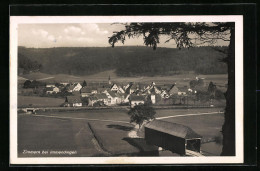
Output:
19 75 225 109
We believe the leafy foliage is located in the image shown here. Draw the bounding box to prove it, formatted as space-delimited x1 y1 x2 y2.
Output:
109 23 232 50
128 104 156 128
18 53 42 74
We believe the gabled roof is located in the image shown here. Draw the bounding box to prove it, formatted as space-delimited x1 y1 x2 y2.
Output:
160 85 172 91
97 87 108 93
67 84 76 91
107 91 117 98
89 96 98 101
66 96 82 103
129 95 145 101
73 82 82 86
81 87 92 93
145 120 202 139
169 85 179 94
95 93 108 100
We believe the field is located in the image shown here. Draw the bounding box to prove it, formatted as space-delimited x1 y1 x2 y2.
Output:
18 95 64 107
18 116 103 157
20 71 227 87
18 107 225 157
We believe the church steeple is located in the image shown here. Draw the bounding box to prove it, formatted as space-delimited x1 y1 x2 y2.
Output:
108 75 111 85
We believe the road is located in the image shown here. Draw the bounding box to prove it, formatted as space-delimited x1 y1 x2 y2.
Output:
31 111 223 124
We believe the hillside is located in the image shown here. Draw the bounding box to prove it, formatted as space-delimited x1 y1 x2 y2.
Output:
18 46 228 76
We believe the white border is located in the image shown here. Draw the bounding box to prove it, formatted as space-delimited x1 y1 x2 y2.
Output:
10 16 243 164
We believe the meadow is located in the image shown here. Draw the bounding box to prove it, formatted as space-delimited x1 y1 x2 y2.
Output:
18 107 224 157
20 70 227 89
18 95 64 107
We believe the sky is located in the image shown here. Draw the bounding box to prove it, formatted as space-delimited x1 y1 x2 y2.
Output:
18 23 229 48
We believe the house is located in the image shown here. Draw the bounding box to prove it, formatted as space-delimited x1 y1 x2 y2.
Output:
125 83 139 94
60 82 69 86
122 93 131 103
145 120 202 156
67 85 75 93
177 87 188 96
117 86 125 94
46 86 60 94
104 91 121 105
95 93 109 105
129 95 146 108
160 90 170 99
168 84 179 95
150 94 156 104
88 96 98 106
150 86 161 94
72 83 82 91
97 87 108 93
110 83 119 92
65 96 82 107
80 87 92 97
46 84 55 88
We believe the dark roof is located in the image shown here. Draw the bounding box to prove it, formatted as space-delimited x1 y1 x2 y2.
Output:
129 95 145 101
81 87 92 93
107 91 117 98
66 96 82 103
46 87 54 91
97 87 108 93
67 85 75 90
145 120 202 139
95 93 108 100
178 87 188 92
160 85 172 91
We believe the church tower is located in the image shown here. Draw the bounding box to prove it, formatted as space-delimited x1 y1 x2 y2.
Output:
108 75 111 85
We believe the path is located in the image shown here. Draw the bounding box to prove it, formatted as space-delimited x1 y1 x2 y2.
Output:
32 114 133 125
37 77 54 81
156 111 224 120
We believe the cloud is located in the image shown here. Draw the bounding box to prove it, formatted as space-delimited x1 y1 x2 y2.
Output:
47 35 56 42
32 29 48 37
64 26 85 36
31 28 56 42
80 24 109 35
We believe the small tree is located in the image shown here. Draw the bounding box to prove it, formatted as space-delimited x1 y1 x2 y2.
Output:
23 80 31 88
82 80 87 87
128 104 156 129
208 81 217 99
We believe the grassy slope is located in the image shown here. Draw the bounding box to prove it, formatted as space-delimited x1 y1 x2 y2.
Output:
88 121 139 155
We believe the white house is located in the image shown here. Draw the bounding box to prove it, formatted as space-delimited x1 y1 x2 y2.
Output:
110 83 119 91
46 86 60 94
160 90 170 99
65 96 82 107
117 86 125 94
177 87 188 96
80 87 92 97
104 91 121 105
73 83 82 91
129 95 146 108
46 84 55 88
150 94 156 104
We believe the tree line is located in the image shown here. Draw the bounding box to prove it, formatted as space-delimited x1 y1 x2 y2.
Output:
18 46 227 76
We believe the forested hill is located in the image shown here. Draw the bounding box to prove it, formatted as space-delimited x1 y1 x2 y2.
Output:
18 46 228 76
